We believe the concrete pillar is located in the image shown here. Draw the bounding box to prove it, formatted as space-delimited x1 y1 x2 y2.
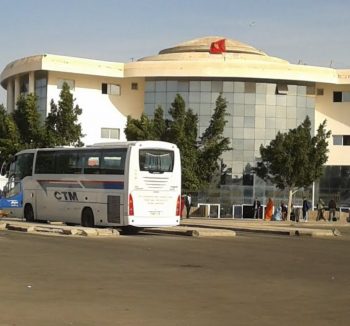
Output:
6 79 14 113
28 71 35 94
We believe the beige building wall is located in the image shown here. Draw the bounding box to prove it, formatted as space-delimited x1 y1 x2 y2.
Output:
315 83 350 166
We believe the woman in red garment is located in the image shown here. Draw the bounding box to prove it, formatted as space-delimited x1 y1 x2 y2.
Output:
265 198 274 221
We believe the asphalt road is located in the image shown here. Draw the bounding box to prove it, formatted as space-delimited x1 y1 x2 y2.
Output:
0 230 349 326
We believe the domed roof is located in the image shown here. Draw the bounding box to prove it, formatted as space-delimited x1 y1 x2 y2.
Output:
138 36 288 64
159 36 266 56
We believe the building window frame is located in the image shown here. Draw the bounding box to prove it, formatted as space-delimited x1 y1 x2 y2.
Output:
333 135 350 146
316 88 324 96
275 84 288 95
101 128 120 139
102 83 121 96
333 91 350 102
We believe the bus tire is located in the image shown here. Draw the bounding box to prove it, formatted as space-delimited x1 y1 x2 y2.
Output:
81 208 94 228
24 204 35 222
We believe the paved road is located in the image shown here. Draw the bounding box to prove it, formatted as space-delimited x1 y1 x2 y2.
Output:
0 230 349 326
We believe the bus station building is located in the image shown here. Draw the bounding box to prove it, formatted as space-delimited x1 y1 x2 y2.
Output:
1 36 350 213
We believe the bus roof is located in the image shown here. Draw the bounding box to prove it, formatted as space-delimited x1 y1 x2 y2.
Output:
13 141 178 156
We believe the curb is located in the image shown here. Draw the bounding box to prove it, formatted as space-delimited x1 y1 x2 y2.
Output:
181 222 340 237
293 228 340 237
144 226 236 237
1 219 339 238
0 221 120 237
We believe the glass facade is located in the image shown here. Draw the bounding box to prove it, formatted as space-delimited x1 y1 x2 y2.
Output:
144 78 316 214
19 75 29 95
316 166 350 208
34 71 48 120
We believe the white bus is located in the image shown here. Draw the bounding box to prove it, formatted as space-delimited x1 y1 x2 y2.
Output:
0 141 181 231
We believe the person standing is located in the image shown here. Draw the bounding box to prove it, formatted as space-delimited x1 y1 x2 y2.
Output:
302 198 310 222
185 193 192 219
265 198 274 221
252 197 261 219
328 199 337 222
281 201 288 221
290 203 296 221
272 206 282 221
180 194 186 219
316 198 326 221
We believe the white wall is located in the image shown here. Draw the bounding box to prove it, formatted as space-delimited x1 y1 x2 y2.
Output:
47 72 144 145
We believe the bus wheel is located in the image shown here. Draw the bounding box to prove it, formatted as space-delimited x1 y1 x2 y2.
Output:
24 204 35 222
81 208 94 228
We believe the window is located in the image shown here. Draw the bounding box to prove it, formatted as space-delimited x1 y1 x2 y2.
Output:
139 149 174 173
102 83 121 95
19 74 29 95
35 149 127 175
131 82 138 90
35 150 82 174
82 152 100 174
333 91 350 102
101 128 120 139
243 173 254 186
35 71 48 119
317 88 324 96
332 135 350 146
343 136 350 145
35 151 55 173
333 92 342 102
306 86 315 95
276 84 288 95
100 150 126 175
245 82 256 94
343 92 350 102
57 79 75 90
56 151 82 174
333 135 343 145
14 153 34 179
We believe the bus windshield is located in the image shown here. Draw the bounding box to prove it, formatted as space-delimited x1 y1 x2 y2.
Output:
14 153 34 180
139 149 174 173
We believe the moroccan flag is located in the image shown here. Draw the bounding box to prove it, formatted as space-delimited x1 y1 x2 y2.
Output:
210 39 226 54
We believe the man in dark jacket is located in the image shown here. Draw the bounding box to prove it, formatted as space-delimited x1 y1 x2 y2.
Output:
302 198 310 221
185 194 192 219
328 199 337 222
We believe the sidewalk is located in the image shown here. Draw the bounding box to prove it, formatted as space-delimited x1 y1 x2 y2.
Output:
0 215 346 238
0 218 120 237
180 217 346 237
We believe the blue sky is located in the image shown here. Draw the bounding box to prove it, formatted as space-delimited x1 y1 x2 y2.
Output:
1 0 350 104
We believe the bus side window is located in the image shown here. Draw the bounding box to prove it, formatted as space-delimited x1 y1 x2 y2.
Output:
35 151 55 174
100 149 126 175
84 154 100 174
56 151 82 174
